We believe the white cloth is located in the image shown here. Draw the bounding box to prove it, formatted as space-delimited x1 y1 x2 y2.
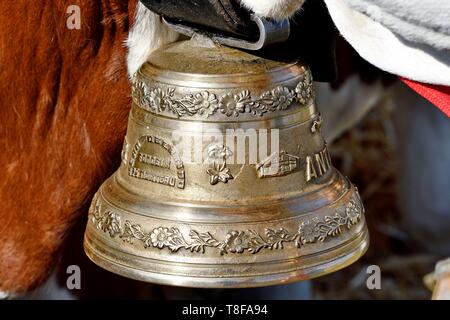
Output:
127 0 450 85
344 0 450 50
324 0 450 86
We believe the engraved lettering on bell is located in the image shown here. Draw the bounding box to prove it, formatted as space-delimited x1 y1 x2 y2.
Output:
128 135 185 189
305 147 332 182
138 153 171 169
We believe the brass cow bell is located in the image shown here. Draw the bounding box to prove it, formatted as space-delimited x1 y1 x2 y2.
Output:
84 38 369 288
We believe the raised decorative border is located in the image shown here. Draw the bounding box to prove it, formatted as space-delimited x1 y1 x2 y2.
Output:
131 73 313 118
89 192 363 256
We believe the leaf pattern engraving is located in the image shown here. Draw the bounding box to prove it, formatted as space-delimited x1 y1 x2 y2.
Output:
131 74 314 118
90 194 364 255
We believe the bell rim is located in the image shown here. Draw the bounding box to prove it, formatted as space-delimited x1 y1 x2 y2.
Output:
84 226 369 289
84 171 369 288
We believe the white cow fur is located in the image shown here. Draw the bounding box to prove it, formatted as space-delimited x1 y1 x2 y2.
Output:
126 0 305 76
126 2 179 76
239 0 305 20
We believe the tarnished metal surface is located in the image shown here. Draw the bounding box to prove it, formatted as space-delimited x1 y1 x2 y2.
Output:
83 39 369 288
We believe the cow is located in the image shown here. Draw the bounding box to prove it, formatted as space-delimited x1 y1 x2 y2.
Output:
0 0 138 295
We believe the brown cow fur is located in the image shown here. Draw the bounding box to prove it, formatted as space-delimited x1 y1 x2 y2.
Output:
0 0 137 294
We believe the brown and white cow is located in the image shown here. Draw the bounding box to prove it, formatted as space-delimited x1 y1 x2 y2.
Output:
0 0 138 294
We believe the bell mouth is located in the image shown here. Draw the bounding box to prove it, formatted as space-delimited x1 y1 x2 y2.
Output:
84 230 368 289
84 174 368 288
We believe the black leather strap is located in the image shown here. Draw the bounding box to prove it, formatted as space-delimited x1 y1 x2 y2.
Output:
140 0 259 41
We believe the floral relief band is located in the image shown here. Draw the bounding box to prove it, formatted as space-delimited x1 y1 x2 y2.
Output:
90 194 364 256
131 73 314 118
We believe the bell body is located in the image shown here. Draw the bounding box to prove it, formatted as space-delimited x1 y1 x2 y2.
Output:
84 39 369 288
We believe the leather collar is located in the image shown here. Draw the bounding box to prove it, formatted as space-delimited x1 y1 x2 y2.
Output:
140 0 259 41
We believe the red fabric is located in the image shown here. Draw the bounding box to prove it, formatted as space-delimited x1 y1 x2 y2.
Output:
401 78 450 117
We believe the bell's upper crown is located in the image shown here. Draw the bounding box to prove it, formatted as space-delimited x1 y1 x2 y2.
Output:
143 38 290 75
132 39 314 122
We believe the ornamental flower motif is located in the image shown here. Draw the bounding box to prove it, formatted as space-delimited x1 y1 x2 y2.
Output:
149 88 172 112
219 91 249 117
295 73 314 105
150 227 171 249
225 231 249 253
206 145 234 185
132 81 149 108
345 200 361 227
298 219 319 244
97 212 121 237
192 92 219 116
207 145 233 160
270 87 295 110
207 165 233 185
